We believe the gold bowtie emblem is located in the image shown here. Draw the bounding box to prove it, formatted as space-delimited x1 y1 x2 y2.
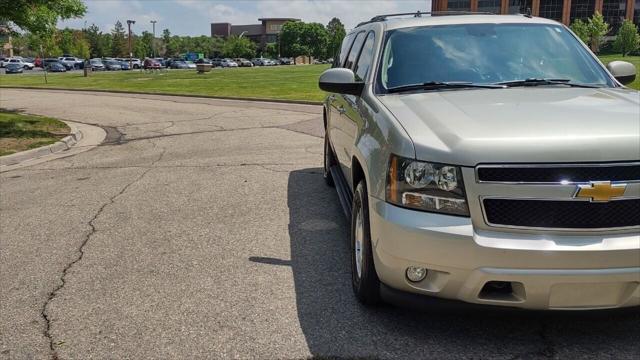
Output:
574 181 626 202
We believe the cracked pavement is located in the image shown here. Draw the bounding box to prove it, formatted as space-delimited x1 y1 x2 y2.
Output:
1 89 638 359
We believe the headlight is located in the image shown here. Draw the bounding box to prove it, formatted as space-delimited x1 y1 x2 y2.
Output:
386 155 469 216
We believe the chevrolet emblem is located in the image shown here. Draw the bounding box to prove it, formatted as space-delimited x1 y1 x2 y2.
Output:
574 181 626 202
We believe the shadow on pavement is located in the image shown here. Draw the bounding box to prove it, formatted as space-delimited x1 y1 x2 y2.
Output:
285 168 640 359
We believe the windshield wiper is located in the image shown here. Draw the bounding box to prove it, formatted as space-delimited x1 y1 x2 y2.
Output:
495 78 600 88
387 81 506 93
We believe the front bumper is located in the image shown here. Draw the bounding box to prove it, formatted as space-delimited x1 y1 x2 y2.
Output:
369 197 640 310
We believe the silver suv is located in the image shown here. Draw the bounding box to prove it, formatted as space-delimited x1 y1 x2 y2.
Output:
319 13 639 310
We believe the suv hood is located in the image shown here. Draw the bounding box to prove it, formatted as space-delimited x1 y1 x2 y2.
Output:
378 88 640 166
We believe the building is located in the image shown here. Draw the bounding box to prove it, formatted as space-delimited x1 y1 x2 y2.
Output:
211 18 300 50
432 0 639 31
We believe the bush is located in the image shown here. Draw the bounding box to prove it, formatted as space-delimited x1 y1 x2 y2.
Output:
586 12 610 53
613 20 640 57
570 19 589 44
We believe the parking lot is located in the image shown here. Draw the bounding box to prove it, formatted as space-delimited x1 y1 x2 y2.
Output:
1 89 639 359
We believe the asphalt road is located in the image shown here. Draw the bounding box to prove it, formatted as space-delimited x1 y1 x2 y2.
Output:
1 89 638 359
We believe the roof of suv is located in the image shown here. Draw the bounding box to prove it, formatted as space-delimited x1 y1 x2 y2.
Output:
359 14 559 31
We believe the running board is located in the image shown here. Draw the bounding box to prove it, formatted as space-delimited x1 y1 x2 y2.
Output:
330 165 352 221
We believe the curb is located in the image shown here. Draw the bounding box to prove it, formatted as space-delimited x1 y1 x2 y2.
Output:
0 86 323 106
0 121 82 167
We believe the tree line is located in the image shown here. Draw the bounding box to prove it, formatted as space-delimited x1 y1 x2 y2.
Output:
8 16 347 61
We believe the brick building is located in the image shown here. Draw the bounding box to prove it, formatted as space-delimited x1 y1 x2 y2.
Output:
432 0 639 31
211 18 300 50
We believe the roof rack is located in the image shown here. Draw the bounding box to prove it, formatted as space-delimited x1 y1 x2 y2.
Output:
356 10 498 27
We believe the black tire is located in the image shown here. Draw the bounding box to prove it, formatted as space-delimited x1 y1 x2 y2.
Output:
323 131 335 187
351 180 381 305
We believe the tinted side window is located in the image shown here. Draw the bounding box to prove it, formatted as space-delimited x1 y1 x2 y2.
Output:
345 32 366 70
336 33 356 68
354 32 375 81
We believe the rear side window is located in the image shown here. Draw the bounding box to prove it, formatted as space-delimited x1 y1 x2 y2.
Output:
354 32 375 81
344 32 366 70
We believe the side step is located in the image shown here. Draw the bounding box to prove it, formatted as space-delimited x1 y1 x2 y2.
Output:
329 165 353 221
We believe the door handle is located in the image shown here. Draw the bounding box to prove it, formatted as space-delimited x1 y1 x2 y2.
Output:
337 106 346 114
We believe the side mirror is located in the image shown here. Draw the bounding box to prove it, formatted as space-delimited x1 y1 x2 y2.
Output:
607 61 636 85
319 68 364 96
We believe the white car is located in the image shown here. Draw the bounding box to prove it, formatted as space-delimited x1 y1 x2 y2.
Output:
186 61 197 69
7 58 34 70
58 57 83 69
221 59 238 67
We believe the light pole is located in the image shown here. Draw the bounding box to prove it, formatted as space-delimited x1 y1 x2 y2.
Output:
150 20 157 58
127 20 135 69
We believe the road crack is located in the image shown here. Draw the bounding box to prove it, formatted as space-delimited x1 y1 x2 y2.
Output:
40 140 166 359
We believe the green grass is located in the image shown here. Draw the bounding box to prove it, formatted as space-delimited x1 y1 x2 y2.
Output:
0 65 331 102
0 110 69 156
0 56 637 103
598 54 640 90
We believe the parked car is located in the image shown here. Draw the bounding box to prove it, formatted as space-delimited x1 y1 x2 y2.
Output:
186 61 197 69
59 56 83 69
251 58 266 66
195 58 212 65
170 60 189 69
279 57 294 65
234 58 253 67
45 62 67 72
0 56 7 67
89 58 105 71
119 61 131 70
154 58 167 68
104 60 122 71
319 13 640 310
7 58 35 70
143 58 162 70
4 63 24 74
122 58 142 69
221 58 238 67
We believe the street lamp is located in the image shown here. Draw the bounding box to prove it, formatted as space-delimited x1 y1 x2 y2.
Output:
127 20 135 69
150 20 157 58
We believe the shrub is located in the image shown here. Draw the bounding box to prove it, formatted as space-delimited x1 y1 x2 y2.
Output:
613 20 640 57
586 12 610 53
570 19 589 44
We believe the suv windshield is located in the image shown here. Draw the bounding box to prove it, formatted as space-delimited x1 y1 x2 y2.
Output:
378 23 614 91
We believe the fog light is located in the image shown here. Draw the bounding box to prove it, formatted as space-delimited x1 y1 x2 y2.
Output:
406 266 427 282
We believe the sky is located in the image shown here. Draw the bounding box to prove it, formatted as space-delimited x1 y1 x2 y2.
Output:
59 0 432 36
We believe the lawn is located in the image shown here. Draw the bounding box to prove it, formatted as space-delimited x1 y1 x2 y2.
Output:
1 56 638 103
0 65 331 103
0 110 70 157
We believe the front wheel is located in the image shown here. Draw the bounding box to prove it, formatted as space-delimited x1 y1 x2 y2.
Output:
351 180 381 305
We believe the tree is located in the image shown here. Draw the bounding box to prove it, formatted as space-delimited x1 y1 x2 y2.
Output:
134 30 154 58
613 20 640 57
280 21 329 59
57 28 75 55
221 35 256 58
161 28 171 57
111 20 127 57
570 19 589 44
303 23 329 59
326 17 346 59
85 24 106 58
263 43 279 58
0 0 86 35
280 21 308 58
586 12 610 53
